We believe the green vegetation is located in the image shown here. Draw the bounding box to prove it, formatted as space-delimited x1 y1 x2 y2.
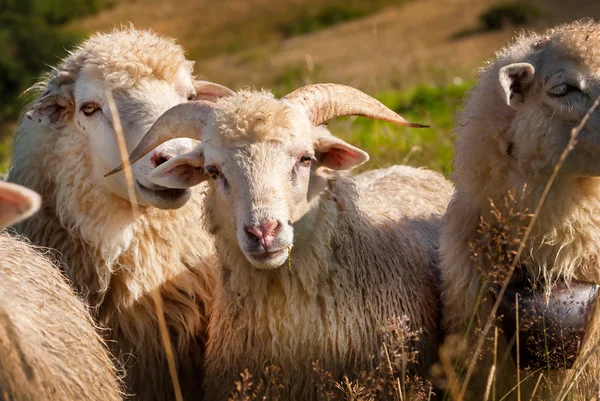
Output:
0 0 107 25
479 1 541 31
0 0 109 140
330 81 475 176
279 0 403 38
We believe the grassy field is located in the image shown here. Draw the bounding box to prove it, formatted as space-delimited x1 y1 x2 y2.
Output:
329 81 474 175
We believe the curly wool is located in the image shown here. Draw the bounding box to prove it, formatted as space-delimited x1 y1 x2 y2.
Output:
214 89 303 144
441 19 600 400
9 29 216 401
34 26 194 94
0 233 122 401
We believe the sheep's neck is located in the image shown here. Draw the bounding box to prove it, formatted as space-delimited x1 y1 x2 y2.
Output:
210 212 376 380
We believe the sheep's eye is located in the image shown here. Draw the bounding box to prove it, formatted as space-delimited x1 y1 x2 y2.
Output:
298 155 312 166
206 165 219 179
548 84 580 98
81 102 100 116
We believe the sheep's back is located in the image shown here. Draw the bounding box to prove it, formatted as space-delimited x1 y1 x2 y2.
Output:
0 233 122 401
331 166 453 375
355 165 453 220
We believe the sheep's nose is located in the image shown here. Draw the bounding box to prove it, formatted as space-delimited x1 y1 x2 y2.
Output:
151 151 171 168
245 221 280 248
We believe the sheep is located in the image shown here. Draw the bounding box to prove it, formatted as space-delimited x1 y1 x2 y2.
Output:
108 83 454 400
7 27 233 401
0 181 122 401
439 19 600 400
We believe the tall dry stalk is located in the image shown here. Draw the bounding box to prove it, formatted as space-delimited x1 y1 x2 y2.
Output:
458 95 600 400
106 90 183 401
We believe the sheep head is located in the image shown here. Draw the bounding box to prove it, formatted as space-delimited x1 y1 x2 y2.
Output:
107 84 427 269
456 20 600 198
24 28 233 210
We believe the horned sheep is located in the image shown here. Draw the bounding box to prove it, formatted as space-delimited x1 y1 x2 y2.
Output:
112 84 454 400
0 181 122 401
8 28 232 401
440 20 600 400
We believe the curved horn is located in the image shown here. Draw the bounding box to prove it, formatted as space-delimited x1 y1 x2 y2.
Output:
283 84 428 128
104 101 217 177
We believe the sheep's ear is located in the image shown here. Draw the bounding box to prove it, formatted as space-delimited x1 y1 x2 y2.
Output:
25 85 74 128
148 148 207 189
0 182 41 229
498 63 535 108
315 136 369 171
193 80 235 103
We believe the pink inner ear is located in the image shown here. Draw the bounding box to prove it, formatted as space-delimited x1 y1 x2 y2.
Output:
0 190 34 228
321 147 362 169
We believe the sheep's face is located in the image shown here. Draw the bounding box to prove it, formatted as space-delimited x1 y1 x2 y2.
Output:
205 137 312 269
148 108 368 270
26 64 232 210
497 32 600 179
76 65 198 209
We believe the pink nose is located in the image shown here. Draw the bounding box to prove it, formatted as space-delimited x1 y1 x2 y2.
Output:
245 221 280 248
151 151 171 167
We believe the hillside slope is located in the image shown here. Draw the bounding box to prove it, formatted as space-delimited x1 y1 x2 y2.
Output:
70 0 600 93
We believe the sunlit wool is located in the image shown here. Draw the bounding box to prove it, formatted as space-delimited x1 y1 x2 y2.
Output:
0 183 122 401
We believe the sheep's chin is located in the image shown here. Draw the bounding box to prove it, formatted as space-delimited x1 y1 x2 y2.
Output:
135 180 192 210
243 249 289 270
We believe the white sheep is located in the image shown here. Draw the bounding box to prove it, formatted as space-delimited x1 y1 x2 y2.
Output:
8 27 232 401
110 84 454 400
0 181 122 401
440 19 600 400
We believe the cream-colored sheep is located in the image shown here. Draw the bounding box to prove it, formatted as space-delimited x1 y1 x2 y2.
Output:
8 28 232 401
110 84 453 400
0 182 122 401
441 19 600 400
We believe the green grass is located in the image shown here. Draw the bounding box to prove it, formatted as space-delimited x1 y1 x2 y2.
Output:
271 64 473 178
329 80 475 176
0 133 12 173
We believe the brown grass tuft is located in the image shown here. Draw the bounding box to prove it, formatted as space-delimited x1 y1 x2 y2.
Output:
227 315 432 401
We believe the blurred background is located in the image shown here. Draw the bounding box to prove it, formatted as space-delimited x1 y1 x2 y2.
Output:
1 0 599 174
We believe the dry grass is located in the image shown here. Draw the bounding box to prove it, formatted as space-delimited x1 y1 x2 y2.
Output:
225 316 433 401
460 95 600 400
107 89 183 401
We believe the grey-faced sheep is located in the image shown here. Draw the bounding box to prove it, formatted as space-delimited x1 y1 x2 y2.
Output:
0 181 122 401
109 84 454 400
440 19 600 400
8 28 233 401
